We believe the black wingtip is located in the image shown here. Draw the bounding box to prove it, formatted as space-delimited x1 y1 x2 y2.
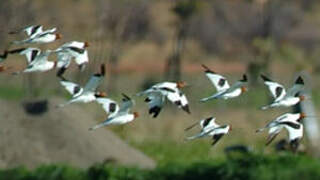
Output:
295 76 304 85
149 106 161 118
201 64 216 74
240 74 247 82
182 105 191 114
260 74 272 82
121 93 131 101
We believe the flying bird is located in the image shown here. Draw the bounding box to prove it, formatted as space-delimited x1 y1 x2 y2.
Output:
12 50 57 74
260 75 305 110
57 64 106 108
12 28 61 45
9 25 57 39
200 64 248 102
55 41 90 76
89 94 139 130
185 116 231 146
137 81 190 118
256 112 305 149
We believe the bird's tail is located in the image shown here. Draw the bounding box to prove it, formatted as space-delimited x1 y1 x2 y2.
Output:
88 123 107 131
260 105 270 110
256 128 265 133
200 96 216 102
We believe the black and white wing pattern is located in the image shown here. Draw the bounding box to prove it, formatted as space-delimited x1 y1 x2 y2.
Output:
223 74 248 94
145 91 165 118
118 94 134 114
9 25 43 38
60 78 83 97
96 97 120 118
166 90 190 114
202 64 230 92
261 75 286 102
185 116 217 132
83 64 105 93
285 76 304 98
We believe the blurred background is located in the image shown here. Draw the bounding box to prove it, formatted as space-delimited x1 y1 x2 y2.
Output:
1 0 320 179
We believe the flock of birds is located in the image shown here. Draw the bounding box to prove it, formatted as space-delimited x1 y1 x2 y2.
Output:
0 25 309 152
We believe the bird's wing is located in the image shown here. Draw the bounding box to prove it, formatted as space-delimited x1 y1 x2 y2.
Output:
284 123 303 141
285 76 304 98
201 117 218 130
118 93 134 114
166 90 190 114
211 133 225 146
96 97 120 118
202 64 230 92
20 48 41 64
83 64 105 92
73 50 89 65
145 91 165 118
265 125 283 146
223 74 248 94
60 79 83 97
57 52 72 68
261 75 286 101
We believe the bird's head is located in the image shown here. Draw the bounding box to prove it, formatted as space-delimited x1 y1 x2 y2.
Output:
299 95 305 101
229 125 233 132
241 86 248 93
299 112 306 121
84 41 90 48
177 81 187 89
133 112 139 118
55 33 62 40
96 92 107 97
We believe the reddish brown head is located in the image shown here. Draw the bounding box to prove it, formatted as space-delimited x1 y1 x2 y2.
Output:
55 33 62 40
177 81 187 89
300 112 306 120
96 92 107 97
229 125 232 132
299 95 305 102
241 86 248 93
84 41 89 48
133 112 139 118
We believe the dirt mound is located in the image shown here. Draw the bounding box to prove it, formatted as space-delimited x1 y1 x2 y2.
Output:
0 98 155 169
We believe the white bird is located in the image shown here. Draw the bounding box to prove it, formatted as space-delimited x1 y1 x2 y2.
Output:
12 29 61 45
89 94 139 131
260 75 305 110
55 41 90 76
12 50 57 74
57 64 106 107
1 47 41 64
285 121 304 152
256 112 305 147
186 116 231 146
137 81 190 118
200 64 248 102
9 25 44 38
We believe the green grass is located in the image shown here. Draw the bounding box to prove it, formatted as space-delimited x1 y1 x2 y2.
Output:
0 86 25 100
1 153 320 180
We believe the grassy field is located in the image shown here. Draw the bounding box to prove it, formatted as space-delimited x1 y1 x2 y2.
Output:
1 153 320 180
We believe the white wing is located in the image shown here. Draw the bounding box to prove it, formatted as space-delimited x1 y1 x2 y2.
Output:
74 50 89 65
200 117 219 130
261 75 286 101
60 79 83 97
118 94 134 114
284 123 303 141
20 48 41 64
83 64 105 92
145 91 165 118
285 76 304 98
96 97 120 118
57 52 72 68
202 64 230 92
166 91 190 114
